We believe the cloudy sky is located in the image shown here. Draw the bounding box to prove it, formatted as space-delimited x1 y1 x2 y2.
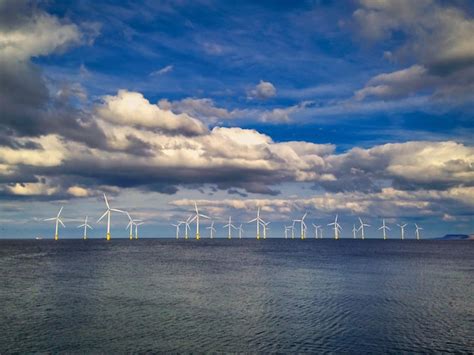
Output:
1 0 473 239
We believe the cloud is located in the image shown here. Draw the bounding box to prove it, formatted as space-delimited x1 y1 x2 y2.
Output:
96 90 208 135
150 65 173 76
248 80 277 99
259 101 313 123
353 0 474 102
158 97 234 124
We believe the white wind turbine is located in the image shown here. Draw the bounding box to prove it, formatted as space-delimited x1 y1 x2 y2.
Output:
293 212 308 240
290 221 296 239
179 215 192 240
415 223 423 240
352 224 357 239
312 223 321 239
358 217 370 240
320 227 324 239
206 221 216 239
261 221 270 239
223 216 237 239
126 212 142 240
134 222 144 239
77 216 92 240
248 207 265 240
189 201 210 240
328 214 342 240
44 206 65 241
171 222 182 239
284 225 291 239
378 219 390 240
238 224 244 239
97 193 125 241
397 223 407 240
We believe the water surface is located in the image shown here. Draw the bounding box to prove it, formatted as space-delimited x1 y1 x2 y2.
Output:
0 239 473 353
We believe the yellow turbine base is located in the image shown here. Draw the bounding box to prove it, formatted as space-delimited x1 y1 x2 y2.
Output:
256 235 260 240
130 235 133 240
54 234 58 241
83 236 87 240
106 233 111 241
135 236 138 240
228 236 231 240
196 233 200 240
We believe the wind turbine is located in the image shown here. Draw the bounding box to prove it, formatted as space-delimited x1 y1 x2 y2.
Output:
134 222 144 239
248 207 265 240
284 225 292 239
320 227 324 239
223 216 237 239
328 214 342 240
238 224 244 239
171 222 182 239
97 193 125 241
290 221 296 239
293 212 308 240
189 201 210 240
179 215 192 240
261 221 270 239
77 216 92 240
126 212 142 240
397 223 407 240
352 224 357 239
378 219 390 240
312 223 321 239
415 223 423 240
358 217 370 240
206 221 216 239
44 206 65 241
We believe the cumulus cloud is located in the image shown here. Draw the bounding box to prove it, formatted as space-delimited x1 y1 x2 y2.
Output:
353 0 474 102
158 97 234 124
248 80 277 99
96 90 208 136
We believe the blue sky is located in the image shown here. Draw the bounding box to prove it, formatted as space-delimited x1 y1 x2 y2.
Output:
0 0 473 239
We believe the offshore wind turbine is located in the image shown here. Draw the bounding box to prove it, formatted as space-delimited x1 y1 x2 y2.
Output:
312 223 321 239
397 223 407 240
134 222 144 239
77 216 92 240
358 217 370 240
328 214 342 240
97 193 125 241
261 221 270 239
352 224 357 239
126 212 142 240
237 224 244 239
415 223 423 240
171 222 181 239
179 215 192 240
284 225 291 239
248 207 265 240
206 221 216 239
290 221 296 239
189 201 210 240
223 216 237 239
44 206 65 241
293 212 307 240
378 219 390 240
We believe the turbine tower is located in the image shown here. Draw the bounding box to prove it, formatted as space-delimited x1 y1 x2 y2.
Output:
179 215 192 240
126 212 142 240
293 212 307 240
284 225 291 239
397 223 407 240
358 217 370 240
44 206 65 241
261 221 270 239
378 219 390 240
134 222 144 239
206 221 216 239
171 222 182 239
352 224 357 239
223 216 237 239
328 214 342 240
415 223 423 240
290 221 296 239
189 201 210 240
97 193 125 241
312 223 321 239
238 224 244 239
248 207 265 240
77 216 92 240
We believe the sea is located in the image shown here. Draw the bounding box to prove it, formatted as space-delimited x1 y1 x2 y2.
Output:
0 239 473 353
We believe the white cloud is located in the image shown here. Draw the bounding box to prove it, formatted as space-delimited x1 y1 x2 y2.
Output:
96 90 208 135
150 65 173 76
248 80 277 99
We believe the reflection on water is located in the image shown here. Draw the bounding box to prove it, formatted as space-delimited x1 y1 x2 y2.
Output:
0 239 473 352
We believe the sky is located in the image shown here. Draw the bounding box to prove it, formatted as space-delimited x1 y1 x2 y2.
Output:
0 0 473 239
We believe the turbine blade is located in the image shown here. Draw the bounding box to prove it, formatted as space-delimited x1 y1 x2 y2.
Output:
111 209 125 213
44 218 56 221
58 219 65 228
57 206 63 217
199 214 210 219
97 210 108 222
103 193 110 209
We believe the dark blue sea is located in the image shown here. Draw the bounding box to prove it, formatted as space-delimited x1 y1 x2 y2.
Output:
0 239 473 353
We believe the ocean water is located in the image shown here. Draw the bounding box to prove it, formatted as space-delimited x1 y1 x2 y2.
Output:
0 239 473 353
